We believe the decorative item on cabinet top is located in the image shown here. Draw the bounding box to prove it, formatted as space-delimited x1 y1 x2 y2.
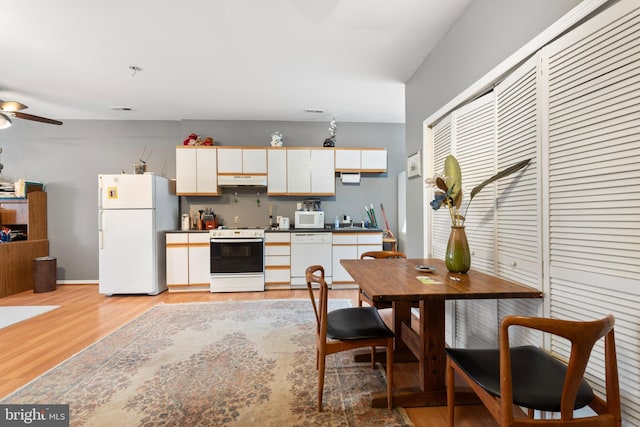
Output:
270 131 283 147
182 132 214 146
323 118 337 147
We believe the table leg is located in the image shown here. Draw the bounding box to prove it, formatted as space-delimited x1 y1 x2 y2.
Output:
392 300 412 355
371 299 453 408
419 299 446 392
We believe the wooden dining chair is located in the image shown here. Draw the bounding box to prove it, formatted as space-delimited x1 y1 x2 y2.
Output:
445 314 621 427
358 250 407 308
305 265 395 411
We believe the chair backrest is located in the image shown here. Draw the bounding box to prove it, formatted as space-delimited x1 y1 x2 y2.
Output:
360 250 406 260
306 265 329 340
499 315 620 425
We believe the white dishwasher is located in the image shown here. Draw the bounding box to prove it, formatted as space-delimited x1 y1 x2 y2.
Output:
290 232 332 288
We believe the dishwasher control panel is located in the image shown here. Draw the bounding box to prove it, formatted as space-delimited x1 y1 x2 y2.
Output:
291 233 332 244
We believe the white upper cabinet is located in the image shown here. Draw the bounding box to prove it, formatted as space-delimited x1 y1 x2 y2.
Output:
242 148 267 174
217 148 242 173
286 149 311 194
311 148 335 194
285 148 335 195
176 147 197 194
335 148 387 172
177 145 378 196
360 149 387 171
176 147 218 196
335 148 361 170
267 148 287 195
217 147 266 174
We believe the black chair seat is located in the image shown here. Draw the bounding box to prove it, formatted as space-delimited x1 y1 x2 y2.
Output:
327 307 394 340
445 345 595 412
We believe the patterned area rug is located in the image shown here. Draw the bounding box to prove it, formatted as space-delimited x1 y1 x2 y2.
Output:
0 305 59 329
2 299 413 426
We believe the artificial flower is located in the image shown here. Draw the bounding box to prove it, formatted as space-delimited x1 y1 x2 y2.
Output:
427 155 531 227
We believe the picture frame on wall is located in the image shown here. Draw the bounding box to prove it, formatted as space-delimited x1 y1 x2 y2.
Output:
407 150 421 178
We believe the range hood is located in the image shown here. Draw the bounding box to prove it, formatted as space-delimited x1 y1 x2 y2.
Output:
218 175 268 187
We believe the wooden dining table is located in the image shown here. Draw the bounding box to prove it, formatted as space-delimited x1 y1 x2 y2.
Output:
340 257 543 408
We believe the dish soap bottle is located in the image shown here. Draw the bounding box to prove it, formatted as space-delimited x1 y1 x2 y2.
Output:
334 216 340 229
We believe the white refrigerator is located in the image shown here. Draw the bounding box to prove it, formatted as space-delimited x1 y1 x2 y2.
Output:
98 174 178 295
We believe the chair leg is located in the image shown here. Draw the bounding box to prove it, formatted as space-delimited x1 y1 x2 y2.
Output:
358 289 364 306
386 338 394 410
318 353 326 412
446 357 455 427
371 346 376 368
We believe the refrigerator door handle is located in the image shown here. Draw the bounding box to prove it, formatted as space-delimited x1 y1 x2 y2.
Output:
98 210 104 250
98 176 103 210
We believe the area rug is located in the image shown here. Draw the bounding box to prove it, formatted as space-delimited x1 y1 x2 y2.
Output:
1 299 413 426
0 305 59 329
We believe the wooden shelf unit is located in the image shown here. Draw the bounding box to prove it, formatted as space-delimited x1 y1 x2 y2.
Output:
0 191 49 298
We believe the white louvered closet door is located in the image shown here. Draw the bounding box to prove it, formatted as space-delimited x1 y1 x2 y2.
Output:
430 116 456 346
431 116 453 259
429 94 500 348
545 1 640 424
451 93 499 348
455 93 496 274
494 54 544 342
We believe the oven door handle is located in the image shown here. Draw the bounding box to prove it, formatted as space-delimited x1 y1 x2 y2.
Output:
210 238 264 244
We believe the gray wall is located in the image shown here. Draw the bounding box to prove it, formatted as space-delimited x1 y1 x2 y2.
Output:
0 119 403 281
403 0 582 257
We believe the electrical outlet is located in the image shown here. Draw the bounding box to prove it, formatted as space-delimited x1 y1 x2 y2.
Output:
234 216 240 224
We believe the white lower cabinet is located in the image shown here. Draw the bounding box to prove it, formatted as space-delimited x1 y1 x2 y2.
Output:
166 232 210 292
332 232 382 289
265 232 291 290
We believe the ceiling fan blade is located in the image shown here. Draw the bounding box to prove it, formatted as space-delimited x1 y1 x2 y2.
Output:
0 101 28 111
13 111 63 125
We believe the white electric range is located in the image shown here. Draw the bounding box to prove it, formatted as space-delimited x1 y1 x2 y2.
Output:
209 228 265 292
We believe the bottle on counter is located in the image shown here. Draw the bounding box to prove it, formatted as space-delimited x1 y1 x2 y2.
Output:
334 216 340 229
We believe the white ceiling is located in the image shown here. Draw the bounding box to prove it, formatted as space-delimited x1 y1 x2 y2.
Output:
0 0 471 124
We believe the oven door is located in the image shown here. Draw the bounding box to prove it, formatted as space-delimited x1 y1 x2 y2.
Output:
210 238 264 274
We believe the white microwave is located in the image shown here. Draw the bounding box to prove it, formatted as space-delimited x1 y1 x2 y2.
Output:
294 211 325 229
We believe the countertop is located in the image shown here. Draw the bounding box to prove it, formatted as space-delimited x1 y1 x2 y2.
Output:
167 227 383 233
268 227 382 233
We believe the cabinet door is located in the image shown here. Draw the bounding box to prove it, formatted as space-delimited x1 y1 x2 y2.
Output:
310 149 335 194
361 149 387 172
217 148 243 173
196 148 218 194
332 244 358 282
176 148 197 194
166 234 189 286
287 149 311 194
188 233 210 285
243 148 267 174
267 149 287 194
335 148 361 171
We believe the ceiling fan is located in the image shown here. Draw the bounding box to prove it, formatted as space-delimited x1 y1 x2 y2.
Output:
0 100 63 129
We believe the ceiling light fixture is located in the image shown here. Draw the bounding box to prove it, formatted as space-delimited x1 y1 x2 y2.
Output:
0 112 12 129
304 108 324 114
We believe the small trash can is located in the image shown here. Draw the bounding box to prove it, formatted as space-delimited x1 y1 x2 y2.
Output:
33 256 57 293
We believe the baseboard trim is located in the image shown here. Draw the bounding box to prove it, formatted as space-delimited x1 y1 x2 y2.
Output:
57 280 99 285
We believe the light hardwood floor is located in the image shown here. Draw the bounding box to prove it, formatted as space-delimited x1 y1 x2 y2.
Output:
0 285 496 427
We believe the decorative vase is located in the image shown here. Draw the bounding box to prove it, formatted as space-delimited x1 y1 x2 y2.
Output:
445 226 471 273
